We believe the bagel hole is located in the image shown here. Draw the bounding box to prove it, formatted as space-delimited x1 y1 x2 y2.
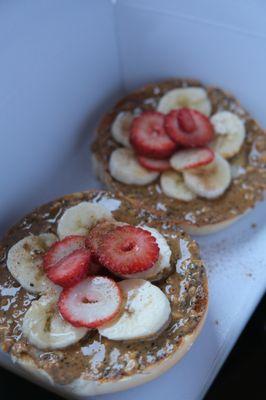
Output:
82 297 98 304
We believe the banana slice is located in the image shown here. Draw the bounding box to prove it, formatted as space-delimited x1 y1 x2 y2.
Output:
210 111 246 158
157 87 211 116
123 226 171 281
22 293 87 350
111 112 133 148
160 170 197 201
183 153 231 199
98 279 171 340
57 202 113 239
109 148 159 185
7 233 58 294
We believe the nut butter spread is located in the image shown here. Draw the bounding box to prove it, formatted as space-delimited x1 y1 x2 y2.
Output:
92 79 266 227
0 191 207 384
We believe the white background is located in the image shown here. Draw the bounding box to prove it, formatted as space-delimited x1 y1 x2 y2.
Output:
0 1 265 399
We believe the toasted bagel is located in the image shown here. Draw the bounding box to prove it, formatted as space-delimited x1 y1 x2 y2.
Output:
91 79 266 234
0 190 208 395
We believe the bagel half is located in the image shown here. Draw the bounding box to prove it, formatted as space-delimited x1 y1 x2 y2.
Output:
91 78 266 235
0 190 208 396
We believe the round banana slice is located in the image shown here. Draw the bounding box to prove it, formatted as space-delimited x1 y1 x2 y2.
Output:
7 233 58 294
183 153 231 199
111 112 133 148
210 111 246 158
160 170 197 201
109 148 159 185
123 226 171 281
157 87 211 116
22 294 87 350
57 202 113 239
98 279 171 341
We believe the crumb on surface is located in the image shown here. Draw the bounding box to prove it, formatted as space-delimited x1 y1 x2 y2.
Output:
251 223 257 229
214 320 219 326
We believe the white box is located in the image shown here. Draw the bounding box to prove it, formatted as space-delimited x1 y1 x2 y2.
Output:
0 1 265 399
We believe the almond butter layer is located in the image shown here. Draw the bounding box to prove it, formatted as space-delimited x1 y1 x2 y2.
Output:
0 190 207 385
92 79 266 227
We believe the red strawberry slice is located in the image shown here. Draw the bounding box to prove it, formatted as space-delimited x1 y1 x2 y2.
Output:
138 156 171 172
177 108 197 133
58 276 122 328
165 108 214 147
170 148 215 170
43 235 86 271
47 248 91 288
130 111 176 158
86 221 119 260
98 225 159 275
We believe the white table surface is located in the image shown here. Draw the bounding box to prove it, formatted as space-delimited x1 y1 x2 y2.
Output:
0 1 265 399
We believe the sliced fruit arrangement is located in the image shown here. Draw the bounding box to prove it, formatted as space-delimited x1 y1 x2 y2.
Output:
99 279 171 340
138 155 171 172
44 236 93 288
109 148 159 185
43 235 86 269
170 147 214 171
86 222 171 281
183 153 231 199
86 220 121 259
46 248 91 288
111 111 133 148
157 87 212 116
7 233 58 294
210 111 245 158
160 170 197 202
122 225 171 281
59 276 122 328
6 202 114 294
57 201 113 239
97 225 159 275
130 111 177 158
164 108 214 147
22 293 88 349
108 85 246 200
7 200 174 349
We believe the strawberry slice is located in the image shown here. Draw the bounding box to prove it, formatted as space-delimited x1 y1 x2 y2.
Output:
86 221 119 260
43 235 86 271
130 111 176 158
165 108 214 147
170 148 215 171
138 156 171 172
58 276 122 328
43 235 91 288
47 248 91 288
177 108 197 133
98 225 159 275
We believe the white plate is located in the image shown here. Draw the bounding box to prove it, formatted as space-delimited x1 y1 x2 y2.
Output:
0 1 265 399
